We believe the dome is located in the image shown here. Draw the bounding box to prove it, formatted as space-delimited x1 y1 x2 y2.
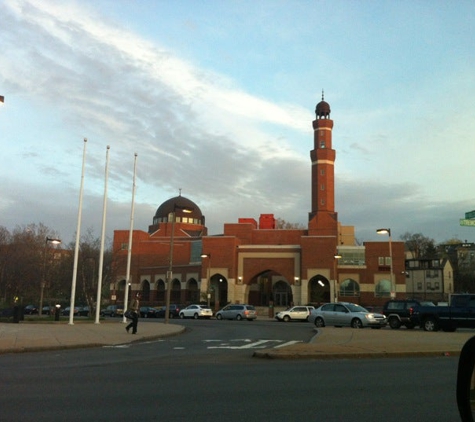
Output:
153 195 204 224
315 91 331 119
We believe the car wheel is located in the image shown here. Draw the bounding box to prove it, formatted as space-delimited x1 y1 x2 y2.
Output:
169 313 174 319
351 318 363 328
283 315 291 322
423 317 438 332
111 313 115 318
216 314 223 320
179 313 185 319
388 317 401 329
193 313 199 319
236 314 242 321
314 317 325 327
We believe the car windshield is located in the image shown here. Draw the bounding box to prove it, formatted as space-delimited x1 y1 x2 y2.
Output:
346 304 368 313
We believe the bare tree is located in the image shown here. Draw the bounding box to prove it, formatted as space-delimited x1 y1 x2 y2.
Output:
399 232 436 259
275 218 306 230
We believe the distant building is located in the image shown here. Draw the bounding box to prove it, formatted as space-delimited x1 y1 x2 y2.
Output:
404 258 453 302
111 95 405 309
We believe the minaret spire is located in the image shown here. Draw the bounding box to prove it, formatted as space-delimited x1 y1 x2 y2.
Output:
309 93 338 236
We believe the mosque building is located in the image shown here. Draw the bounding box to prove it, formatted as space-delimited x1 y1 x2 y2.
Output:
111 96 405 310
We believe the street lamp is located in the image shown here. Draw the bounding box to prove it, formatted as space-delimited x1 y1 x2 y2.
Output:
334 252 342 302
40 237 61 316
376 228 394 299
201 254 211 308
165 204 193 324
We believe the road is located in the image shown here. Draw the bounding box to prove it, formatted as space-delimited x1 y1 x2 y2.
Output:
0 319 462 421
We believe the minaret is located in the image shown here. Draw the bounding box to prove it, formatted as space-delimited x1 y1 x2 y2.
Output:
308 92 338 236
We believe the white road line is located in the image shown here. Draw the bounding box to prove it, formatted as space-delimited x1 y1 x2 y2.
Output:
103 344 130 348
274 340 302 348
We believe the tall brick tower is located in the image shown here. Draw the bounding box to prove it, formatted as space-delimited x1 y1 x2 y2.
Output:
308 92 338 237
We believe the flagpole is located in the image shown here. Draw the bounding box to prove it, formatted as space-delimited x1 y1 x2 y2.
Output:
95 145 110 323
122 153 137 323
69 138 87 325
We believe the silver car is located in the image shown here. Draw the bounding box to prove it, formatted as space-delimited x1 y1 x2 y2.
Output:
309 302 387 329
216 304 257 321
179 304 213 319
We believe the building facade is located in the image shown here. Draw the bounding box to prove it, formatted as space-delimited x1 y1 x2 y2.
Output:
111 96 406 309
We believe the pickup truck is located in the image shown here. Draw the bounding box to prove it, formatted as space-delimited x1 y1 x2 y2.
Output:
411 294 475 332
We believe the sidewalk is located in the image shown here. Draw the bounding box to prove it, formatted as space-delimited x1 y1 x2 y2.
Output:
0 320 473 359
253 326 475 359
0 320 185 354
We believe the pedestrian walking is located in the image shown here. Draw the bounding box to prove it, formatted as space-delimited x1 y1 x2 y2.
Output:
126 293 141 334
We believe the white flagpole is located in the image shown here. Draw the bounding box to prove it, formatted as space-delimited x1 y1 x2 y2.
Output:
122 153 138 323
95 145 110 324
69 138 87 325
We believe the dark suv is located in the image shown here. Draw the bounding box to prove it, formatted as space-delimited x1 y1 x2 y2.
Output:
156 304 185 319
382 299 434 329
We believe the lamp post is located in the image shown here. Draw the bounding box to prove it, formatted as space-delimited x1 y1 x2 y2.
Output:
165 204 193 324
201 254 211 308
40 237 61 316
376 228 394 299
334 252 342 302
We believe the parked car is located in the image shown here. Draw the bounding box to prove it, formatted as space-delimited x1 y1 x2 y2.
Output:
140 306 160 318
156 304 185 319
78 306 90 317
179 304 213 319
23 305 39 315
382 299 434 329
216 304 257 321
42 306 54 315
275 305 314 322
61 307 80 316
100 305 124 317
309 302 387 329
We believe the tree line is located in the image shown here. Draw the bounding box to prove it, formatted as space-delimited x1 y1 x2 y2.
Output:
0 223 113 312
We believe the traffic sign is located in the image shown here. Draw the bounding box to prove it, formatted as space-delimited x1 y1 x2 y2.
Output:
465 210 475 219
460 219 475 227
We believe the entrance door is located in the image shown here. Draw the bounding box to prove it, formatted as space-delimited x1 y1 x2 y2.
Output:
274 292 288 306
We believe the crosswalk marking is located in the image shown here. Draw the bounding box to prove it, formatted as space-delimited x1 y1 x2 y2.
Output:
207 339 302 350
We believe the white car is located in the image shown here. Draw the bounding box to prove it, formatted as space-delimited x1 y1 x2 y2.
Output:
179 304 213 319
275 306 315 322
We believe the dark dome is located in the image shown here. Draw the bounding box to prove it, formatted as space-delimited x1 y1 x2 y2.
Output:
315 91 331 119
154 195 203 221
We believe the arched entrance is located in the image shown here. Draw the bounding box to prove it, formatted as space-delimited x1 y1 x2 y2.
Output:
308 275 330 305
186 278 199 303
273 280 292 306
142 280 151 301
156 279 165 303
210 274 228 310
171 279 181 303
247 270 291 306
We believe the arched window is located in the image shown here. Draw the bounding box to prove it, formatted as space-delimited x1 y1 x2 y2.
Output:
339 279 360 297
375 279 391 297
142 280 150 301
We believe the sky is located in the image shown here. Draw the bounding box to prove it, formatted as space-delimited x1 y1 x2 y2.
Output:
1 0 475 246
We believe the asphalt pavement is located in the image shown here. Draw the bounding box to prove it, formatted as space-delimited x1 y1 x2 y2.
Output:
0 317 474 358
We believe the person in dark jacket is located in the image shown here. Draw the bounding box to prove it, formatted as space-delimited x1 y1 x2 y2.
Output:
126 293 141 334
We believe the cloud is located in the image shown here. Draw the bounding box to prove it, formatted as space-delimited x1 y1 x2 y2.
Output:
1 0 474 247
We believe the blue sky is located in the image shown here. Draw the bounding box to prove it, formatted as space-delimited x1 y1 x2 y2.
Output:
1 0 475 245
